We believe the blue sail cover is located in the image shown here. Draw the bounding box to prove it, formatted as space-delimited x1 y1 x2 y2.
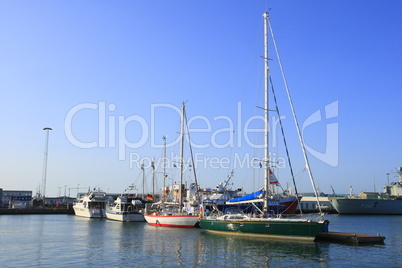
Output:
228 190 264 203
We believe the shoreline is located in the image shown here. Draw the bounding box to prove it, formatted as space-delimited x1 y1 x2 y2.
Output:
0 207 75 215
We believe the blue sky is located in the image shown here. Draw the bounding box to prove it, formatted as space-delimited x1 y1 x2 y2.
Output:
1 1 401 197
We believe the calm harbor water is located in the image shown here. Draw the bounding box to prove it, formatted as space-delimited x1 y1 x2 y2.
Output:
0 214 401 267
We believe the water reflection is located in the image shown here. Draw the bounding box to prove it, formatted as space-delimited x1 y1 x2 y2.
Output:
198 231 324 267
1 215 400 267
70 216 109 262
70 219 326 267
108 220 147 260
141 224 200 267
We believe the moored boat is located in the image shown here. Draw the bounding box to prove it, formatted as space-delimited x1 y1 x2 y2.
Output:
199 12 328 241
329 168 402 215
143 103 200 228
73 189 109 218
144 203 199 228
330 197 402 215
200 211 328 241
105 195 145 222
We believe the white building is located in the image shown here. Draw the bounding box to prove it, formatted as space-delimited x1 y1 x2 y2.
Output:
299 195 334 211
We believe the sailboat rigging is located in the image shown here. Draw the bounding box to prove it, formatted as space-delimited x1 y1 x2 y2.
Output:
143 102 200 228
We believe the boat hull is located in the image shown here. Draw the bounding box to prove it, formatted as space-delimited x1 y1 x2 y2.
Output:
279 196 299 214
73 207 106 218
199 218 327 241
329 197 402 215
144 214 199 228
72 190 108 218
105 211 145 222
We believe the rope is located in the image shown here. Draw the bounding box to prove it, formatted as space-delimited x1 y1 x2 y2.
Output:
269 19 322 214
184 110 200 203
270 76 302 214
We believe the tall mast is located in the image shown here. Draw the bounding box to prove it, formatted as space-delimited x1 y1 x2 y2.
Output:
151 160 155 198
179 102 186 212
162 135 167 201
141 162 145 199
263 12 270 213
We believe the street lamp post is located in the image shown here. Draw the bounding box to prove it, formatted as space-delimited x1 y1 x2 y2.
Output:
42 127 52 200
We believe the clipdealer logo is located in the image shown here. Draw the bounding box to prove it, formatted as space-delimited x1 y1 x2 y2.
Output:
64 101 338 168
302 101 338 167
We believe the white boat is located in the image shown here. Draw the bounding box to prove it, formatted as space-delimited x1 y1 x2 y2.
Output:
143 103 200 228
105 195 145 222
73 189 109 218
144 203 199 228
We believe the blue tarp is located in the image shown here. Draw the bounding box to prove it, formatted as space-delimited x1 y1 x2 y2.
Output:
228 190 264 203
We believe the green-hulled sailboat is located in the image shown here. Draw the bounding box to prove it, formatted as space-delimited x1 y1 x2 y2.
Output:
199 12 329 241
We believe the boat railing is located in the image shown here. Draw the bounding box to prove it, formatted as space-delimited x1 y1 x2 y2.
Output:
205 210 224 219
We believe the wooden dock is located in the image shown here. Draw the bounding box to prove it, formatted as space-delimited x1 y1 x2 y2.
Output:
315 231 385 244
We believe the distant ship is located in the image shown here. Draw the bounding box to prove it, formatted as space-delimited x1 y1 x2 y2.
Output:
329 167 402 215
